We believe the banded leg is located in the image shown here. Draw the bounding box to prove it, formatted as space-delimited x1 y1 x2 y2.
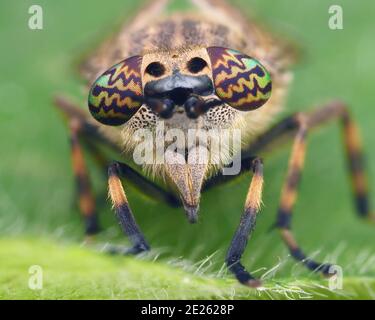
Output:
55 95 181 238
205 100 373 278
108 162 150 254
275 102 374 274
205 101 374 223
226 158 264 287
69 118 99 235
275 116 332 273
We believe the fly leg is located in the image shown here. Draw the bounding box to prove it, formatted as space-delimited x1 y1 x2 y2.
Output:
204 100 373 282
68 117 100 236
54 95 181 245
108 161 150 254
275 102 374 274
226 158 264 287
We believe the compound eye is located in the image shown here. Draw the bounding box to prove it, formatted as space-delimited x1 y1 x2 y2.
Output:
88 55 143 126
206 47 272 111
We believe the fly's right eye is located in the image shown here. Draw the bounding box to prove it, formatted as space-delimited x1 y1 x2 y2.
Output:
88 55 143 126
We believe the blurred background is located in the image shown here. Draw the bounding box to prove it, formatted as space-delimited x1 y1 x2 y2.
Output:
0 0 374 299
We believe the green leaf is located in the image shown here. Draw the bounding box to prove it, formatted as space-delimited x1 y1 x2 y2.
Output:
1 239 374 300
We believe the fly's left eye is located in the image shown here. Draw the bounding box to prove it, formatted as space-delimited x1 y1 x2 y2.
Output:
88 55 143 126
207 47 272 111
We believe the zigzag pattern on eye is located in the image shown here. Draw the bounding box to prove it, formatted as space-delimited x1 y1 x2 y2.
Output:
91 84 142 110
216 64 270 90
93 64 142 99
104 63 142 90
89 88 141 118
212 52 252 76
214 64 264 83
217 72 272 98
208 47 272 110
89 58 143 121
90 91 142 115
223 87 269 110
214 56 271 104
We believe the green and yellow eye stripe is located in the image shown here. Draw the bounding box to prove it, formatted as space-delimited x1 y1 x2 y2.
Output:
207 47 272 111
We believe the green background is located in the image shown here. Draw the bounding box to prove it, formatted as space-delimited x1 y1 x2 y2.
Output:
0 0 374 299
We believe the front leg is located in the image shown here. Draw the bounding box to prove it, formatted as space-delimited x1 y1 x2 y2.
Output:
226 158 264 287
108 162 150 254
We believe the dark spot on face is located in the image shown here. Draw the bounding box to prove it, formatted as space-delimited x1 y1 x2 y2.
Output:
145 62 165 77
187 57 208 73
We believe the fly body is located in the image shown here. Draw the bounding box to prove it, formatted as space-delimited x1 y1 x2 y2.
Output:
84 0 290 216
55 0 374 286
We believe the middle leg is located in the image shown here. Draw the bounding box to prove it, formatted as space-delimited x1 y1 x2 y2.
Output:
205 101 373 278
275 115 332 274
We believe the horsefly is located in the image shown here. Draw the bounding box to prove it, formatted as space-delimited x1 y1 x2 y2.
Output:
54 0 374 287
